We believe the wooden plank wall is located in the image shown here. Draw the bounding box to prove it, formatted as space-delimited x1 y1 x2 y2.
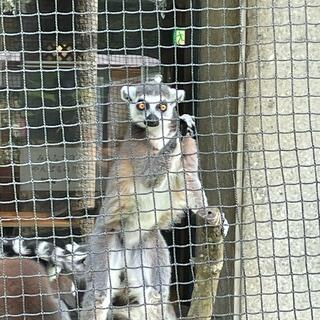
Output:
192 1 240 317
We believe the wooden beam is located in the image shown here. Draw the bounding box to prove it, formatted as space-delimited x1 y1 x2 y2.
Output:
0 211 81 228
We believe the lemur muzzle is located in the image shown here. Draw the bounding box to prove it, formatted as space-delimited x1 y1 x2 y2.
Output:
144 114 159 127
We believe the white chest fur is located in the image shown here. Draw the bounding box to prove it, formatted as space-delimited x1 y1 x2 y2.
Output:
147 121 176 151
124 140 185 246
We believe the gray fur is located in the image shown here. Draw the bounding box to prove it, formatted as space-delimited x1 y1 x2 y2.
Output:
137 135 178 188
121 82 184 104
133 83 171 100
82 230 175 320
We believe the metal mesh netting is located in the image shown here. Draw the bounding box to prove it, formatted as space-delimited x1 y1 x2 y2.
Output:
0 1 319 320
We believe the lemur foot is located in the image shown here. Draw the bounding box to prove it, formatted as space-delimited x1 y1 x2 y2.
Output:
196 207 229 237
179 114 196 138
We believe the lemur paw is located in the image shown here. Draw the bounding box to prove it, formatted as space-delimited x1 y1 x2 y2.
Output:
147 288 161 304
179 114 196 138
221 212 229 237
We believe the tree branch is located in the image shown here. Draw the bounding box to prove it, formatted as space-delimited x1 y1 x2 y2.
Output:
187 208 225 319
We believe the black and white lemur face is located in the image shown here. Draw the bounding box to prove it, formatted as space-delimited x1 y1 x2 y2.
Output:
120 82 185 132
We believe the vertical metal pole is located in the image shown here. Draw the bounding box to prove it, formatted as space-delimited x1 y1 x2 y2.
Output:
234 1 247 318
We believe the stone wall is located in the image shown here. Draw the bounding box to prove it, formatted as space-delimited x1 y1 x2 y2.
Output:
240 1 320 319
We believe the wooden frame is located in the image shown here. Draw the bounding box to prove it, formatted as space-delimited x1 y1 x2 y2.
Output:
0 211 81 228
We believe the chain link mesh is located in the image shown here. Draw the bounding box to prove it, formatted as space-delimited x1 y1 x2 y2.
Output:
0 1 319 319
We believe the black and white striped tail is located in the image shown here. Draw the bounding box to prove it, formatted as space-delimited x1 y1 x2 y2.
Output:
0 238 87 274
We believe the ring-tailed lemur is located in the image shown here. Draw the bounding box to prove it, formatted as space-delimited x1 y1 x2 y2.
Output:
0 257 63 320
0 239 87 320
0 238 87 275
80 77 227 320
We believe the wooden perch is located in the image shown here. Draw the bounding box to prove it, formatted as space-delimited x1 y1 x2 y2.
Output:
187 207 225 319
73 0 98 210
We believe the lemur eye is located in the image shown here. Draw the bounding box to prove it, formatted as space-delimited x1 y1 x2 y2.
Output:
136 102 146 110
159 103 167 112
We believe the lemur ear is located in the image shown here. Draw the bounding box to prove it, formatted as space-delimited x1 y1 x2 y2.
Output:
169 88 185 104
120 86 137 102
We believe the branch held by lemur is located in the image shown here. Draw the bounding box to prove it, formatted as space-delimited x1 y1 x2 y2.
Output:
187 207 225 320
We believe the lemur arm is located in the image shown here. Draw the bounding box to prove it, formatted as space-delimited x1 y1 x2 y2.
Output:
180 114 229 234
181 136 208 208
179 114 208 209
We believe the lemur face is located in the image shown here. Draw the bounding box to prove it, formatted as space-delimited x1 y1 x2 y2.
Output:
121 83 185 130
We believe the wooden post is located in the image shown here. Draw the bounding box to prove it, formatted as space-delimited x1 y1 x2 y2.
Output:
187 210 224 319
73 0 98 211
188 0 240 317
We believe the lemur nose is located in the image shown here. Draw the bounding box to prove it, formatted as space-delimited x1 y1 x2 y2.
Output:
144 114 159 127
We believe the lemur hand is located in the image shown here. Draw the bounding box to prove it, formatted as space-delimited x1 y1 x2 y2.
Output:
179 114 196 138
221 212 229 237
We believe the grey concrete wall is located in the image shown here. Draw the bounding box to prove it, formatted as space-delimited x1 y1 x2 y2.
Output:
240 1 320 319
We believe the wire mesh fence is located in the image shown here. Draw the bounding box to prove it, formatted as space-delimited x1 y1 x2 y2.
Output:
0 0 319 319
